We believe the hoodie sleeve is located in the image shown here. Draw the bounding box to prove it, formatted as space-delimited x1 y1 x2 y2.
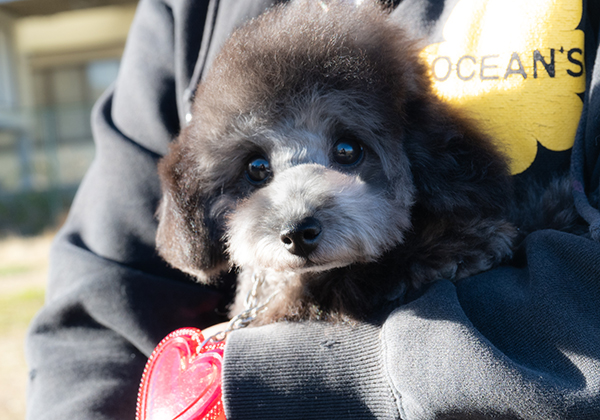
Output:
223 230 600 420
25 1 227 419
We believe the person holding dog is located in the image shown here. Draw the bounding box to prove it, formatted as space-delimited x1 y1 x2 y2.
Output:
26 1 600 419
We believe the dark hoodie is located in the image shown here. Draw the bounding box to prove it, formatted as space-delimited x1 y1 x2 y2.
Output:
26 1 600 419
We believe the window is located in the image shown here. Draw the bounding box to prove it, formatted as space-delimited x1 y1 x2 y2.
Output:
0 29 15 110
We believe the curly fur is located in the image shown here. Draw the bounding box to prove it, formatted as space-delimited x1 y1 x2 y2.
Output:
156 0 575 322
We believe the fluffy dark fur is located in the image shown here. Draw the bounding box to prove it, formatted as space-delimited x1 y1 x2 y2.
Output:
155 0 572 322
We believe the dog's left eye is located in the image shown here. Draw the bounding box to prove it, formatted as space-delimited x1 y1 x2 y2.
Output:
332 136 364 166
246 156 271 184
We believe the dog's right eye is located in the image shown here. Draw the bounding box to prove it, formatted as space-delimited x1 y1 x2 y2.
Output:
332 135 364 166
246 156 271 184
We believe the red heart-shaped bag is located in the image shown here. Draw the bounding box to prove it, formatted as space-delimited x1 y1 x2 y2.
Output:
137 328 226 420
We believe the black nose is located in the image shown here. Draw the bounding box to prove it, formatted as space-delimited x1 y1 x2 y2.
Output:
280 217 322 257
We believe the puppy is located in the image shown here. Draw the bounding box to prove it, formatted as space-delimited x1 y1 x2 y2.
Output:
156 0 521 322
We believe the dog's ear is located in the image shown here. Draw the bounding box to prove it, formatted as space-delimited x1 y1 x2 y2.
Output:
403 97 512 217
155 138 228 282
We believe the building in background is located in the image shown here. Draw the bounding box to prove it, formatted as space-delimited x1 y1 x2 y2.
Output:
0 0 138 233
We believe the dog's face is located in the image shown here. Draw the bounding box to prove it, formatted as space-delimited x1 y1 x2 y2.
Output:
157 80 417 282
156 0 511 290
223 89 415 275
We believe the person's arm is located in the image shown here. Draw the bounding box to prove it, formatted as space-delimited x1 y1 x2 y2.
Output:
25 1 228 419
223 229 600 420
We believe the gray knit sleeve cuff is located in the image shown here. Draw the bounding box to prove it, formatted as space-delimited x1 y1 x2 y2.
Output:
222 320 400 419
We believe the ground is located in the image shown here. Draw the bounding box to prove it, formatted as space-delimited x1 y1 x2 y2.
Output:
0 233 52 420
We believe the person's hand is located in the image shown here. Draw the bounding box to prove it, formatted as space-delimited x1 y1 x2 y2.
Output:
201 322 230 339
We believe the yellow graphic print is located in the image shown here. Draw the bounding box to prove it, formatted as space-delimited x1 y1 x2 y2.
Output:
421 0 585 174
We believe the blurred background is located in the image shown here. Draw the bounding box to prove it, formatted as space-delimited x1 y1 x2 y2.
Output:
0 0 138 418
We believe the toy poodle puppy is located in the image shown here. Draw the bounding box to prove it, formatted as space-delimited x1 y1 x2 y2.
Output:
155 0 524 322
